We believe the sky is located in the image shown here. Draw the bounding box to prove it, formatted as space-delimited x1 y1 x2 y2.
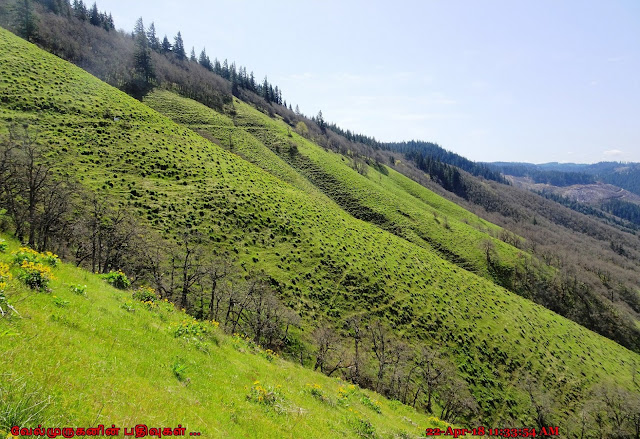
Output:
101 0 640 164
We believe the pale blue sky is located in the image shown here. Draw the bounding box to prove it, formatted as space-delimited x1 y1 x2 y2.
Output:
102 0 640 163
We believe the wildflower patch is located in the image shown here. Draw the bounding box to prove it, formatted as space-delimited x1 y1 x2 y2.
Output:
17 260 54 291
361 394 382 414
12 247 59 267
170 318 218 340
246 380 285 411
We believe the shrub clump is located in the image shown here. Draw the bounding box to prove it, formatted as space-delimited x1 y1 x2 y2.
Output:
102 270 130 289
17 260 54 291
171 318 218 339
132 286 157 303
70 284 87 296
246 381 284 409
12 248 59 267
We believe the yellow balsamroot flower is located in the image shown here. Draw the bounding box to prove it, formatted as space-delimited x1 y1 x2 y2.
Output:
0 262 12 277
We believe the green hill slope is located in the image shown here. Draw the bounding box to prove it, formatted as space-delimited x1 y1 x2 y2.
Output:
147 90 522 280
0 237 448 437
1 27 639 430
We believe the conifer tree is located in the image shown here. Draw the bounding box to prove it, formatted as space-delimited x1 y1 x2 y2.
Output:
42 0 71 15
317 110 325 131
147 22 160 51
133 17 154 84
173 31 186 60
190 47 197 62
222 59 229 79
229 62 237 84
72 0 88 21
161 35 172 53
262 77 270 102
198 48 212 71
89 2 100 26
15 0 37 41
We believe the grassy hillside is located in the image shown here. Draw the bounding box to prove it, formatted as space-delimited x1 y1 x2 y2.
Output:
1 27 639 430
149 90 523 280
0 237 447 437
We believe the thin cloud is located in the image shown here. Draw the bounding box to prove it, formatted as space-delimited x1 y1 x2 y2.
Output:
603 149 623 156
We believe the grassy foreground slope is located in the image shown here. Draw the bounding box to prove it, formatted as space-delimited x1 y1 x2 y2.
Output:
1 27 639 425
0 237 446 437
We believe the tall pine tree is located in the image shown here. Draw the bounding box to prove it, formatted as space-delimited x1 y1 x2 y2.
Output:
173 31 186 60
133 17 154 84
72 0 88 21
15 0 37 41
198 48 212 71
89 2 100 26
161 35 172 53
147 22 160 51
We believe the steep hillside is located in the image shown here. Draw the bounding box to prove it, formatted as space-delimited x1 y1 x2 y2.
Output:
143 90 640 352
1 0 637 352
0 237 448 437
144 90 524 280
1 26 639 432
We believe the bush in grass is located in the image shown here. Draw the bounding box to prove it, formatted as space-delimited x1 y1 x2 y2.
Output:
171 318 218 339
11 248 59 267
70 284 87 296
12 248 40 265
17 261 54 291
306 383 323 399
102 270 130 289
337 384 358 407
171 358 188 381
246 381 284 408
0 263 12 291
361 395 382 414
347 409 376 438
0 239 7 253
52 296 69 308
120 300 135 313
40 252 59 267
132 286 157 302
